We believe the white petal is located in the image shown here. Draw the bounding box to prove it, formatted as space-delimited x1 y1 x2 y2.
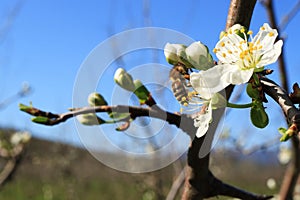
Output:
215 34 242 63
194 103 212 138
259 40 283 67
190 64 253 99
252 23 278 50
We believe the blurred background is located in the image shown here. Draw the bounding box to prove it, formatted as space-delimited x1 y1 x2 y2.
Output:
0 0 299 199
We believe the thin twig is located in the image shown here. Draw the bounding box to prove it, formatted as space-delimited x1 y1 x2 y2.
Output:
166 168 185 200
279 0 300 32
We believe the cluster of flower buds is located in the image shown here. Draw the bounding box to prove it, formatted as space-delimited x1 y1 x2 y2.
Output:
164 41 214 70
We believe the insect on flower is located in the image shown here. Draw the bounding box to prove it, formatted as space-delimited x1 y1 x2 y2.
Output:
169 63 191 106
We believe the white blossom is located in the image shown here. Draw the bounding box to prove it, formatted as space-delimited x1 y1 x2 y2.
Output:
190 23 283 96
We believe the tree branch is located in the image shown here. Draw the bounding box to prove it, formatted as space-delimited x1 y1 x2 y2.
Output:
181 0 262 199
20 104 198 138
261 77 300 199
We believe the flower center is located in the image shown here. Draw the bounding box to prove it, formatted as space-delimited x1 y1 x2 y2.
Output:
238 40 263 70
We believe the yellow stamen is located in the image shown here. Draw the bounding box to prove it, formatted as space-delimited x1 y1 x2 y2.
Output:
213 48 218 53
220 42 225 47
222 53 226 58
228 50 232 54
260 26 265 31
183 102 188 107
269 32 274 37
247 30 253 35
240 28 245 33
181 96 186 102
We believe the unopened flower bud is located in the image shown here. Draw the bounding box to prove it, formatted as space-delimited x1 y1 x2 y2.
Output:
76 113 105 126
164 43 187 65
185 41 214 70
88 92 107 106
114 68 136 92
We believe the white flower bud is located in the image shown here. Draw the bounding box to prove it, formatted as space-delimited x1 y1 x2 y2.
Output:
76 113 105 126
88 92 107 106
114 68 136 92
164 43 187 65
185 41 213 70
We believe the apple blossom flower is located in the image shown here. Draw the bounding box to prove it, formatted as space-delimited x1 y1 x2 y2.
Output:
190 23 283 97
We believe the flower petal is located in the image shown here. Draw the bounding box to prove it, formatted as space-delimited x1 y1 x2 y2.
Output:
190 64 253 99
252 23 278 51
215 34 243 64
258 40 283 67
194 103 212 138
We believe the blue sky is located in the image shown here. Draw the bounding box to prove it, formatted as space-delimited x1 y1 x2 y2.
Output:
0 0 299 154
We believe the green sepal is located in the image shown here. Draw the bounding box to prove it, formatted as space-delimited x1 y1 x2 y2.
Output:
250 102 269 128
133 80 150 104
108 112 130 120
246 83 260 99
32 116 50 124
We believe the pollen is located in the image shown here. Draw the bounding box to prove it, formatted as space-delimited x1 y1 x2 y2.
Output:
228 50 232 54
213 48 219 53
222 53 226 58
183 102 188 107
247 30 253 35
220 42 225 47
180 107 183 113
240 28 245 33
260 26 266 31
269 32 274 37
181 96 187 102
239 52 245 59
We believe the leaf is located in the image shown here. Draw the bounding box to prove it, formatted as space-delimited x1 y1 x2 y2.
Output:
278 127 287 135
250 102 269 128
280 134 292 142
246 83 260 99
32 116 50 124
